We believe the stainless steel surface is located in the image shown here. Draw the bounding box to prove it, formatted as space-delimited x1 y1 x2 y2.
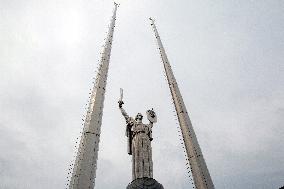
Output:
120 88 123 102
146 109 157 123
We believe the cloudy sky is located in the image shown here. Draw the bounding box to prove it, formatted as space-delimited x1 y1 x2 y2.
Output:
1 0 284 188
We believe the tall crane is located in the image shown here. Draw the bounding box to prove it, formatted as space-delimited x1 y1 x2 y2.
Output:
68 3 118 189
149 18 215 189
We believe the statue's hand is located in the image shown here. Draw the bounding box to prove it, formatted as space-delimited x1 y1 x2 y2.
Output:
118 100 124 108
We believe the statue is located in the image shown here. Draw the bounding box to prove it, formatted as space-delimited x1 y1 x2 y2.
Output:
118 99 156 180
118 89 163 189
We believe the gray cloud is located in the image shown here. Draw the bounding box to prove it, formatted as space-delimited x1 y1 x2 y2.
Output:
0 0 283 188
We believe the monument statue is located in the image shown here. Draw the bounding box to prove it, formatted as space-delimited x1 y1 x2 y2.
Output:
118 89 164 189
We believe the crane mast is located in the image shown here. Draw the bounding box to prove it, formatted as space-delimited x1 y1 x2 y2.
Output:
68 3 118 189
149 18 214 189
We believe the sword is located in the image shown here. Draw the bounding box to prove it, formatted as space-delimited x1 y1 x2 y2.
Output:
119 88 123 101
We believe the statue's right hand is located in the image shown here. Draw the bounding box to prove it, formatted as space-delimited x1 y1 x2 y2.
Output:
118 100 124 108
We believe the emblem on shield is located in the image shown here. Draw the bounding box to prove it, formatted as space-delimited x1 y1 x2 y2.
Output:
146 109 157 123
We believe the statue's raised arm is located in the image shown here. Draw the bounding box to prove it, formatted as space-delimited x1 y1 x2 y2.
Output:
118 99 133 155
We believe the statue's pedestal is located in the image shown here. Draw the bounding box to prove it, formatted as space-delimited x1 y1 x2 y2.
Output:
127 177 164 189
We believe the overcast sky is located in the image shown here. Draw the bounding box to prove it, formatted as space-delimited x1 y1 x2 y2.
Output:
1 0 284 189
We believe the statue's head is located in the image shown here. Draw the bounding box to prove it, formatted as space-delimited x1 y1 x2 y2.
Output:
135 113 143 121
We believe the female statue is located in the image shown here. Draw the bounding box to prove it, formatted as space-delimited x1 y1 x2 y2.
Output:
118 100 157 180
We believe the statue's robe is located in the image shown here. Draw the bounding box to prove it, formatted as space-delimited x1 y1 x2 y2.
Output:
126 121 133 155
131 122 153 179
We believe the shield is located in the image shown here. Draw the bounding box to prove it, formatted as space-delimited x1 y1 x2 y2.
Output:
146 109 157 123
